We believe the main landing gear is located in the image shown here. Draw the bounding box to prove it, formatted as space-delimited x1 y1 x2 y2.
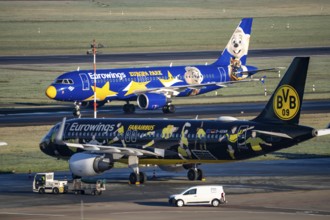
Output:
162 104 176 114
123 102 175 114
73 102 81 118
128 156 146 184
187 166 204 181
123 101 135 114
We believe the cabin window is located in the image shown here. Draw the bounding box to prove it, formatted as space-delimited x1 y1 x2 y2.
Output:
55 78 74 84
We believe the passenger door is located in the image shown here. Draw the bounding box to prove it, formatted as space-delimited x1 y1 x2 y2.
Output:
79 73 90 91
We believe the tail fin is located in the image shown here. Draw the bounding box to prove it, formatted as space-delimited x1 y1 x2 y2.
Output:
253 57 310 125
213 18 253 66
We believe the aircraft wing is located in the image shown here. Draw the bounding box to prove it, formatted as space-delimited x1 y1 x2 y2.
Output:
66 142 161 157
133 77 264 95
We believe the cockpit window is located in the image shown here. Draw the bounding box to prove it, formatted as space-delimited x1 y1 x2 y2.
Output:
54 79 74 84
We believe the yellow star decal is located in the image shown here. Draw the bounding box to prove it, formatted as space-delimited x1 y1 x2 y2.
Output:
124 80 150 96
85 82 118 101
159 71 182 87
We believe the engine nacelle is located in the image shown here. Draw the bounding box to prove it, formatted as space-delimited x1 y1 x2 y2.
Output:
137 93 167 110
69 153 114 177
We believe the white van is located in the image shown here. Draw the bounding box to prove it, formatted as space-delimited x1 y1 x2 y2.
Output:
169 185 226 207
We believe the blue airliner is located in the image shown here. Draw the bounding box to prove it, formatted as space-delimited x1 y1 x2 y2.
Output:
46 18 265 116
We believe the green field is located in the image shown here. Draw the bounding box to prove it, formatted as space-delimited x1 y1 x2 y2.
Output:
0 0 329 55
0 0 329 173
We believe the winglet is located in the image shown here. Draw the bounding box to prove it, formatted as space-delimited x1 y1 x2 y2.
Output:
55 117 66 145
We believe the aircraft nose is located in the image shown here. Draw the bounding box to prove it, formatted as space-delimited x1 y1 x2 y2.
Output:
45 86 57 99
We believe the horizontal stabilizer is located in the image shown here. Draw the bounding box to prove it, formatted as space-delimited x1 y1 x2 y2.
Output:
236 67 282 77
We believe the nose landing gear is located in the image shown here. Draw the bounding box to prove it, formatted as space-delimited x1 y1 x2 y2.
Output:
73 102 81 118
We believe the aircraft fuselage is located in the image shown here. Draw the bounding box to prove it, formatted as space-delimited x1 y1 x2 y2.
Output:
40 117 315 164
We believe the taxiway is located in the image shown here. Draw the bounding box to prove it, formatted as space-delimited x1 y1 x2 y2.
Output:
0 158 329 220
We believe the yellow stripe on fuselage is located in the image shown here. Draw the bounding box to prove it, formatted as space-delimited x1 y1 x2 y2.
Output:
118 158 233 165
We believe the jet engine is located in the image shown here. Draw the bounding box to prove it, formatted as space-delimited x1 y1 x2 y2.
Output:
69 153 114 177
137 93 167 110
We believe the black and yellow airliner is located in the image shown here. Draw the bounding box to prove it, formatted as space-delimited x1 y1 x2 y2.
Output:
40 57 330 184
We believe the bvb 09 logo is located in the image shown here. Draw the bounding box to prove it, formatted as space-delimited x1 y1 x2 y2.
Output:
273 85 300 120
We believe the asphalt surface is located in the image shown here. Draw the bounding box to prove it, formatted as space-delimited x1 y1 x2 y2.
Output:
0 158 329 220
0 99 329 127
0 47 329 65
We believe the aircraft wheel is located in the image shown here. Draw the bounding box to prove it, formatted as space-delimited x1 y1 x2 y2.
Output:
167 105 175 113
123 104 135 113
162 105 169 113
163 105 175 114
139 172 147 184
197 169 204 181
129 172 138 184
123 104 129 113
128 104 135 113
73 109 81 117
187 169 197 181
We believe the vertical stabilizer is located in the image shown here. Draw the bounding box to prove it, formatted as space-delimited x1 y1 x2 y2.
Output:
213 18 253 66
253 57 310 125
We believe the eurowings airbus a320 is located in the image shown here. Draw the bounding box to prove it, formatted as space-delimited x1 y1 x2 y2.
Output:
45 18 272 116
40 57 330 184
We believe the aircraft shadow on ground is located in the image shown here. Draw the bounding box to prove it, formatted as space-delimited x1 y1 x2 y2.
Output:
270 152 330 159
135 201 170 207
